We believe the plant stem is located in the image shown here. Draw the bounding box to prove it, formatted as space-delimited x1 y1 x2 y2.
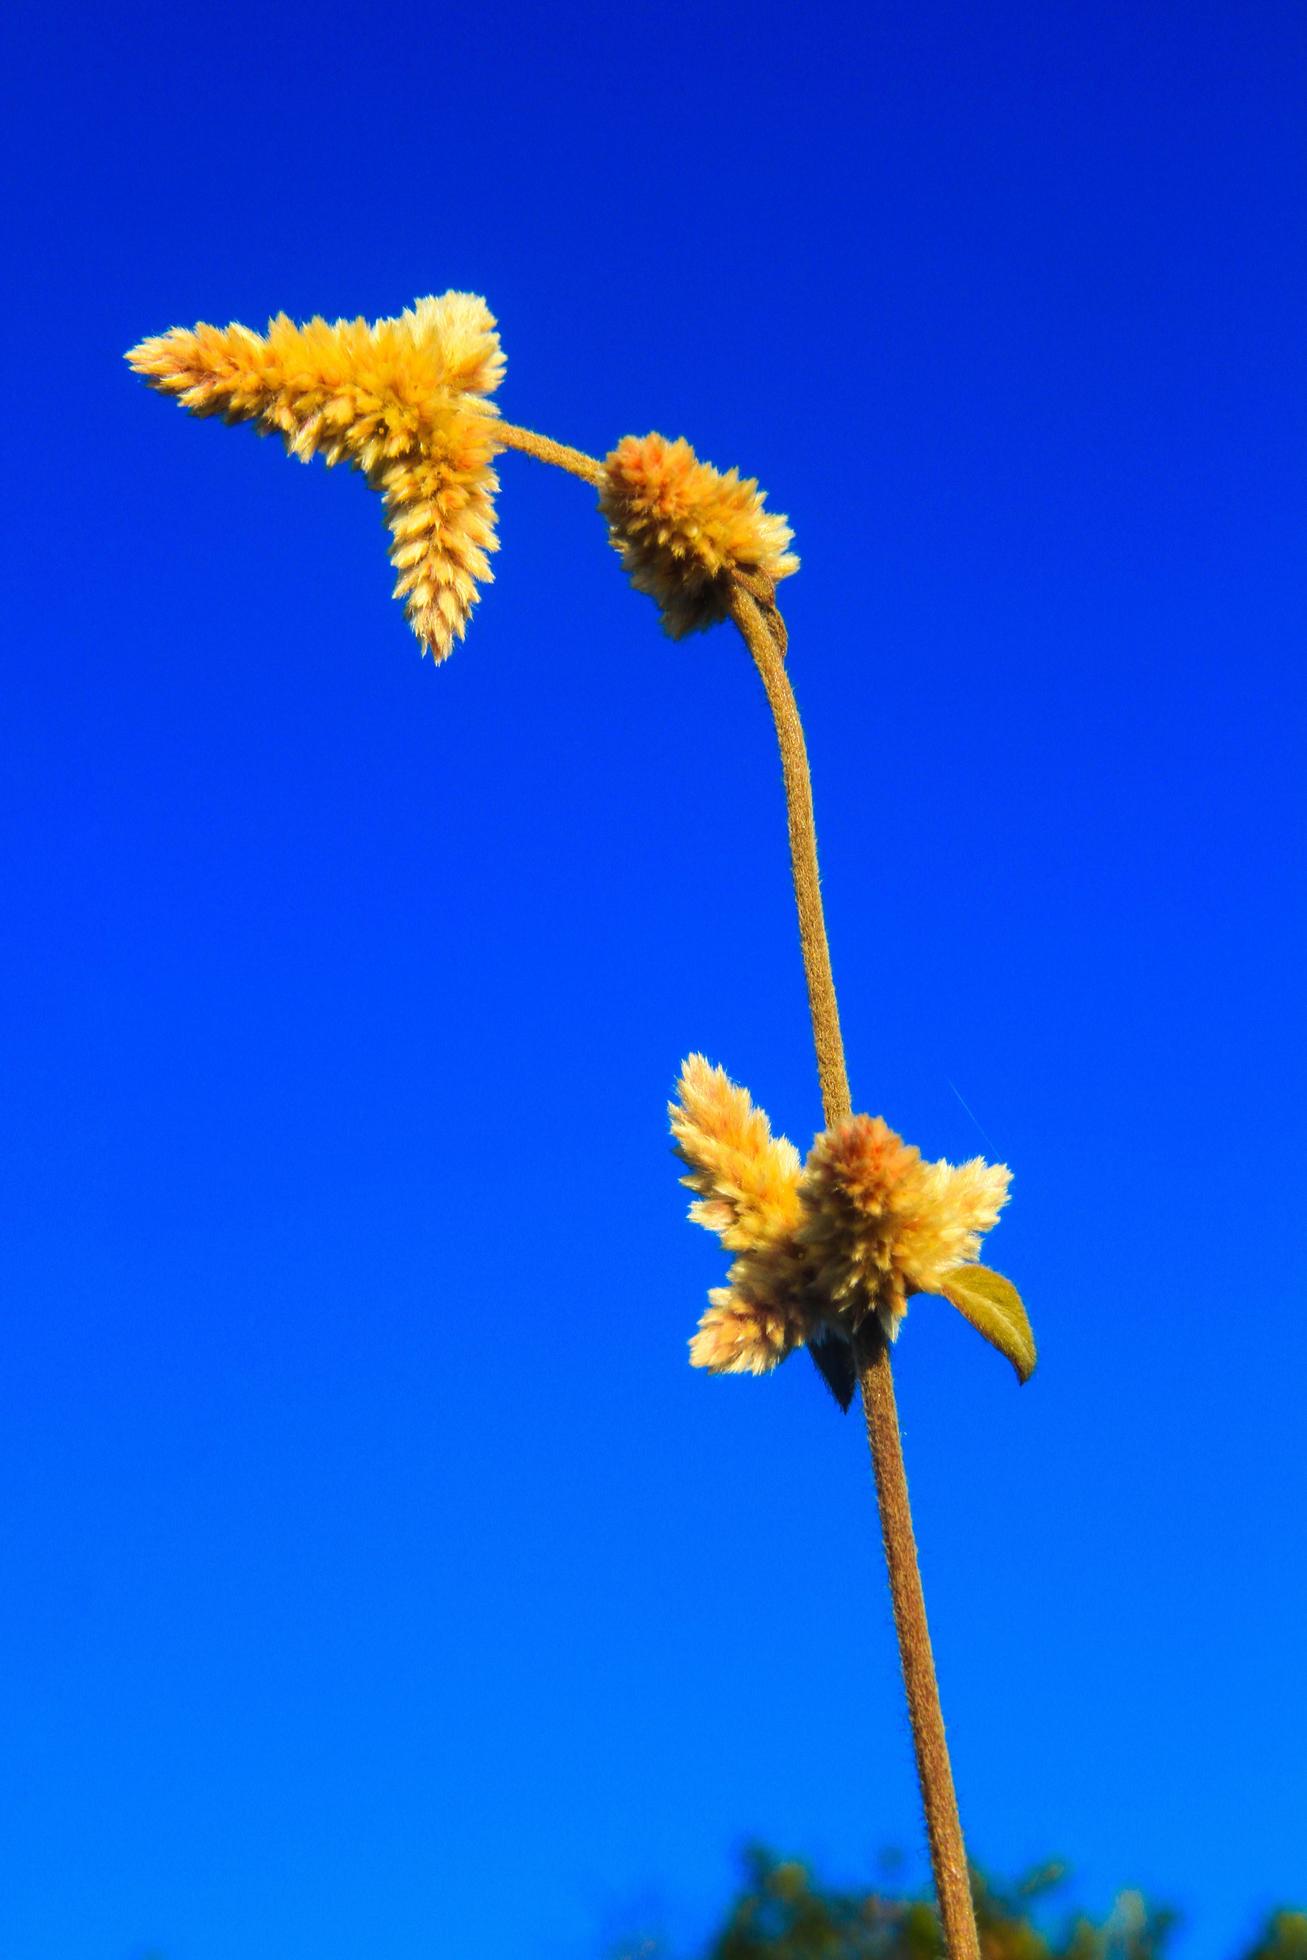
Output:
491 419 606 488
726 588 851 1126
728 585 981 1960
473 433 981 1960
855 1320 981 1960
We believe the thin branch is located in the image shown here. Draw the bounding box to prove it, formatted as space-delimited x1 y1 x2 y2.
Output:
726 587 850 1125
490 420 606 488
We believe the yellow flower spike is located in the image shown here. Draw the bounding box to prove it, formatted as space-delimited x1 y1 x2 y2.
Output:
671 1055 810 1378
670 1053 804 1251
670 1060 1035 1387
601 433 798 638
127 292 505 661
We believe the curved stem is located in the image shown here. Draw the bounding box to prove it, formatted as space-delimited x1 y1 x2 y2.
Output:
728 584 980 1960
490 419 606 488
725 589 851 1126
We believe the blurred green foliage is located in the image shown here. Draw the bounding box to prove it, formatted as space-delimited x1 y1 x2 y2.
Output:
612 1849 1304 1960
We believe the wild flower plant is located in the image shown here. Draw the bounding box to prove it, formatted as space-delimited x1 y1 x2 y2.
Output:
128 292 1037 1960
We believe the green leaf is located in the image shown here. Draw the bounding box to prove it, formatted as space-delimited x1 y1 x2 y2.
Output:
936 1265 1037 1383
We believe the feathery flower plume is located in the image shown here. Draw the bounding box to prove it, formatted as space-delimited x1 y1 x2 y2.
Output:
671 1056 809 1375
670 1053 804 1250
127 293 505 661
600 433 798 638
671 1057 1032 1382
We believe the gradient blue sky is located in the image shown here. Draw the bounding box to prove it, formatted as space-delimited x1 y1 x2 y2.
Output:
2 2 1304 1956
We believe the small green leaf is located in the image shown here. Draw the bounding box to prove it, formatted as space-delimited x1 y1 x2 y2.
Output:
936 1265 1036 1383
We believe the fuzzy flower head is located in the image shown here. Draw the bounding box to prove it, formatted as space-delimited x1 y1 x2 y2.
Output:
671 1057 1034 1393
600 434 798 638
127 293 505 661
671 1056 810 1377
799 1115 1010 1326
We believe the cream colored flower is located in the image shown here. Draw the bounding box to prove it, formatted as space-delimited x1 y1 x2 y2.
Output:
601 433 798 638
671 1056 809 1375
127 293 504 660
671 1057 1032 1388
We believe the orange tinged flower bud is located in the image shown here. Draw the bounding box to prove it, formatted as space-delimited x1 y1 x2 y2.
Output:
601 433 798 638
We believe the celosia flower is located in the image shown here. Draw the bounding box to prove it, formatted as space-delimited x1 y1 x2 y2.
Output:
127 293 504 661
671 1055 1034 1393
600 433 798 638
670 1053 811 1377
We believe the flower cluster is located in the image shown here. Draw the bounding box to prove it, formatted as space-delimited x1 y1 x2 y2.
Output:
671 1055 1029 1385
600 433 798 638
127 293 504 661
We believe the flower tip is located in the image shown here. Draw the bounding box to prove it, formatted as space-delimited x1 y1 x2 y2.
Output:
123 333 164 379
690 1299 804 1375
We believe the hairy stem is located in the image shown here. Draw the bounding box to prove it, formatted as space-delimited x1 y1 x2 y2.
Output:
728 584 980 1960
725 588 851 1125
855 1321 980 1960
483 435 980 1958
491 419 606 488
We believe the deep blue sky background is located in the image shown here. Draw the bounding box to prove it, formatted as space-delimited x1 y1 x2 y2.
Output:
1 2 1304 1955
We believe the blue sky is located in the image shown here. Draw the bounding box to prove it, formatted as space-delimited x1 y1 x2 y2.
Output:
1 1 1304 1956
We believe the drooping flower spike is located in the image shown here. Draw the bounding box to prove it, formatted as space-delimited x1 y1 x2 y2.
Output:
671 1054 1035 1391
127 293 504 661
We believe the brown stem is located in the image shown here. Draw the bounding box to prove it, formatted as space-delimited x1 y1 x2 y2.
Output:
725 588 850 1125
490 419 606 488
728 583 980 1960
856 1322 981 1960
